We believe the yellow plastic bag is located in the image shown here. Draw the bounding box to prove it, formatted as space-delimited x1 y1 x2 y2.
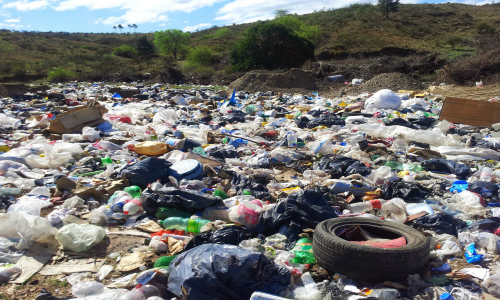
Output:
134 141 168 156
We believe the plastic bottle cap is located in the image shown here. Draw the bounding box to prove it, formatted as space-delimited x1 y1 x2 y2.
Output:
440 293 454 300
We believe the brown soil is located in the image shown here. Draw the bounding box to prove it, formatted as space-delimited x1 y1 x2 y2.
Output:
345 72 425 95
228 68 319 93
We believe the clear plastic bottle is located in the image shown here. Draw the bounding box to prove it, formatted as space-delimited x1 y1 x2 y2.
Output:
287 131 298 147
123 199 142 215
347 200 387 213
479 167 494 182
161 217 210 233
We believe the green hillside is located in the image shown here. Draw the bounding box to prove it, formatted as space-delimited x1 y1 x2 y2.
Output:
0 3 499 83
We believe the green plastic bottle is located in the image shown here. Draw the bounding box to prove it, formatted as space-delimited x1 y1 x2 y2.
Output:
385 161 403 171
153 255 177 268
162 217 210 233
124 186 142 198
290 238 316 264
213 189 228 199
101 157 113 166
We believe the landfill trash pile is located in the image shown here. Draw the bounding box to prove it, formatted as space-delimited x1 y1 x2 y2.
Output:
0 82 499 300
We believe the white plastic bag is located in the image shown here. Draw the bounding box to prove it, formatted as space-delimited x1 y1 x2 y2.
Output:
0 211 57 249
380 198 408 223
56 224 106 252
444 191 488 217
82 127 101 142
72 281 106 298
364 89 401 111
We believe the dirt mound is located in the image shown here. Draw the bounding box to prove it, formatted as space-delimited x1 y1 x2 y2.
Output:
228 68 318 92
346 72 425 94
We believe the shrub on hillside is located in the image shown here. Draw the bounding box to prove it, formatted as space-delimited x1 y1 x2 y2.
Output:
230 22 315 71
112 45 137 58
47 68 74 82
187 46 214 67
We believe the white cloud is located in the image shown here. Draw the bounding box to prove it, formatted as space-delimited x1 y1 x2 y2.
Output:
183 22 210 32
53 0 225 25
0 22 23 27
3 0 51 11
159 23 166 26
4 17 19 21
216 0 383 24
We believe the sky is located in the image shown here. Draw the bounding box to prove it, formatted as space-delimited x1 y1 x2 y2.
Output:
0 0 493 33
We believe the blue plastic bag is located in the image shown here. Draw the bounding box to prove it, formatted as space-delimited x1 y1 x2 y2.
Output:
464 243 483 263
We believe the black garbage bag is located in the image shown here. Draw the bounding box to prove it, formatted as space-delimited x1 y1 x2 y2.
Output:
167 244 291 300
316 156 360 178
35 289 71 300
461 217 500 232
254 188 337 245
120 158 172 189
222 111 246 124
421 159 471 180
141 187 225 215
385 118 416 129
184 226 254 251
345 161 372 176
231 173 270 200
412 213 467 236
208 148 238 160
381 180 430 202
467 181 499 204
295 116 310 129
408 117 436 129
306 115 345 128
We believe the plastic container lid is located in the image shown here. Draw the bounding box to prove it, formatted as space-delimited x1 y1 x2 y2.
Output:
440 293 454 300
169 159 203 180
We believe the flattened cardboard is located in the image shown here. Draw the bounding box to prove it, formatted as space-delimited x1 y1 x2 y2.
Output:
48 100 107 134
439 97 500 127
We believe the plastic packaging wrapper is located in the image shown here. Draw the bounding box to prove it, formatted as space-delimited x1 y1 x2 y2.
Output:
133 141 168 156
184 226 253 251
464 243 483 263
120 157 172 189
482 273 500 297
255 188 337 244
55 224 106 252
141 187 225 215
0 211 57 249
356 123 461 147
167 244 291 300
0 266 21 283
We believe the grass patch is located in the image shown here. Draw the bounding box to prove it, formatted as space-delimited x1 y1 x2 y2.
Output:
48 279 68 288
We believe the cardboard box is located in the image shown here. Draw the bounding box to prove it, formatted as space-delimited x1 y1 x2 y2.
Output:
439 97 500 127
48 100 107 134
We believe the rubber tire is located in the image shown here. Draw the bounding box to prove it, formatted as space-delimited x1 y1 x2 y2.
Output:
313 217 430 282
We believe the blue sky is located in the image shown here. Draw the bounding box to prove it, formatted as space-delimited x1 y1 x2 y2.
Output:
0 0 491 33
